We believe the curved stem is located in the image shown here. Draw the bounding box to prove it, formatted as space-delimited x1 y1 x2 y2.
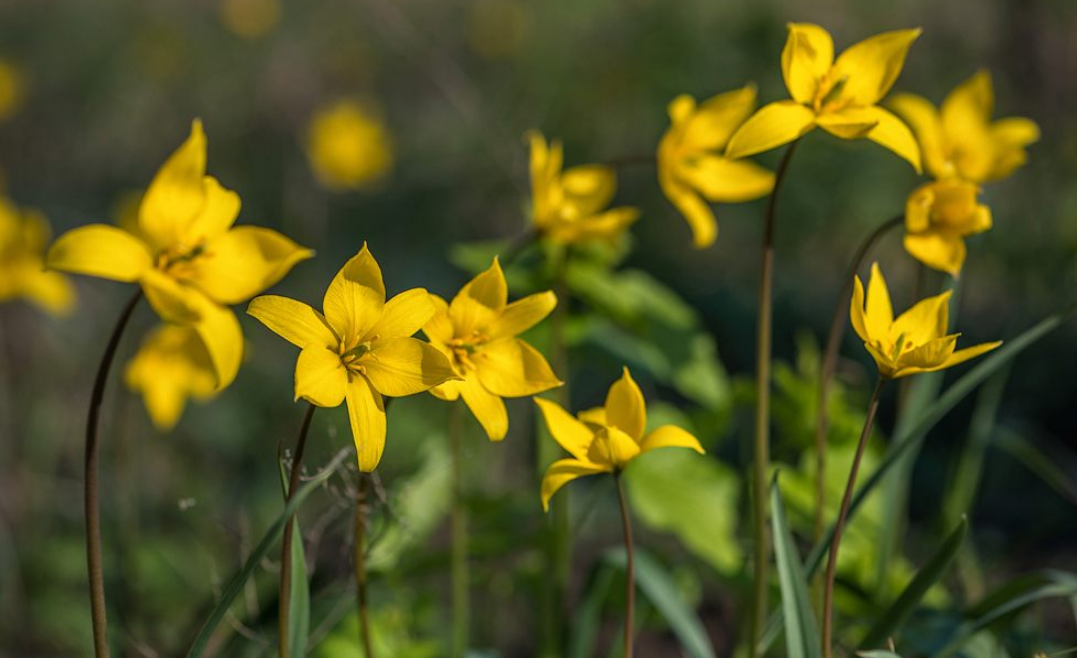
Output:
279 402 317 658
355 473 375 658
615 474 635 658
812 214 903 542
85 288 142 658
449 402 469 658
822 375 886 658
749 139 798 658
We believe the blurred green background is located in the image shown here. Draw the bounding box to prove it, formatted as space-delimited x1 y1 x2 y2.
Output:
2 0 1076 655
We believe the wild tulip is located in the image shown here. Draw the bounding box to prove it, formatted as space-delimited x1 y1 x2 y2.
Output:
0 198 75 316
124 324 218 431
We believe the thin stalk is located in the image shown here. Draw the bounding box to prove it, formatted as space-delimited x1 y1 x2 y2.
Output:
449 402 470 657
615 474 635 658
822 375 886 658
355 473 375 658
748 139 798 658
85 288 142 658
279 403 317 658
812 214 903 542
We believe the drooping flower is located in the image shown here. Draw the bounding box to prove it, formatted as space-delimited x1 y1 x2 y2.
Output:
0 58 23 122
307 100 394 191
537 367 704 511
0 198 75 316
423 257 561 440
726 23 922 171
124 324 218 431
889 70 1039 184
850 263 1000 379
46 120 312 389
657 85 776 248
903 180 991 276
247 244 458 471
529 132 640 244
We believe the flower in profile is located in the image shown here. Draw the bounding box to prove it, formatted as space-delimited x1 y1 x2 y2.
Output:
307 100 394 191
247 244 458 471
726 23 922 171
903 180 991 276
889 70 1039 184
0 58 23 122
423 257 561 440
529 132 640 244
47 120 312 389
0 198 75 315
657 85 776 248
537 367 704 511
125 324 218 431
850 263 1001 379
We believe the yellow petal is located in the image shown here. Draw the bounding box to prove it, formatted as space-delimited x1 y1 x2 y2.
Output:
535 397 593 460
189 227 313 305
850 274 870 343
450 257 507 336
124 324 216 431
577 406 607 428
193 299 244 390
540 458 608 512
19 267 76 316
864 340 898 378
939 341 1003 370
781 23 834 104
141 269 205 324
639 425 705 455
897 334 958 372
421 293 455 344
345 374 387 472
725 101 816 160
295 346 348 407
362 336 457 397
891 289 952 346
474 337 561 397
560 164 616 217
430 379 462 401
323 244 386 343
904 232 967 276
888 93 948 178
604 366 646 441
46 225 152 282
184 177 241 243
138 120 209 250
459 375 508 441
364 288 435 341
941 71 994 181
819 106 922 172
865 263 894 339
544 206 639 244
247 295 337 349
675 155 775 203
987 117 1040 182
487 291 556 339
659 172 717 249
586 426 641 470
832 28 921 106
682 85 759 151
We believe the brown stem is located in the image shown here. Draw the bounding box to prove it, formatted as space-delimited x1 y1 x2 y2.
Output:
355 474 375 658
615 474 635 658
85 288 142 658
813 214 903 542
279 402 317 658
822 375 886 658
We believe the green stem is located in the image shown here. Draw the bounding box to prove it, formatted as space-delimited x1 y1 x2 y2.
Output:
615 475 635 658
748 139 798 658
279 403 317 658
355 474 375 658
449 402 470 657
822 375 886 658
85 288 142 658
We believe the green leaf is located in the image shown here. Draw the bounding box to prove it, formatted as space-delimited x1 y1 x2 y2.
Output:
993 428 1077 507
603 549 716 658
567 563 617 658
770 476 822 658
859 517 968 650
278 457 311 658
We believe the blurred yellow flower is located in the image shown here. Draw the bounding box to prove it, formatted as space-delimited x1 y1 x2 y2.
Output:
850 263 1000 379
726 23 922 171
47 120 312 390
536 367 704 511
890 70 1039 184
0 58 24 121
529 132 640 244
220 0 281 40
657 86 776 248
423 257 561 440
0 198 75 316
248 244 457 471
903 180 991 276
307 100 394 191
125 324 218 431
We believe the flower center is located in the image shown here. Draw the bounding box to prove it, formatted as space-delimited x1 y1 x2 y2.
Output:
448 332 489 371
339 335 380 373
813 71 851 114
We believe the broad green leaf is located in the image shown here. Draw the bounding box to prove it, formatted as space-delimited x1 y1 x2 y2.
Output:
770 476 822 658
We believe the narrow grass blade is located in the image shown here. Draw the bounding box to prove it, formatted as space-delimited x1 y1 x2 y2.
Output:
770 476 821 658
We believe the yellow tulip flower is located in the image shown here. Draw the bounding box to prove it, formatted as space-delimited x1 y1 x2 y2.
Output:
726 23 922 172
124 324 218 431
46 120 312 389
247 244 458 471
0 198 75 316
850 263 1001 379
307 100 394 191
657 86 776 248
529 132 640 244
423 257 561 440
889 70 1039 184
903 180 991 276
536 367 704 511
